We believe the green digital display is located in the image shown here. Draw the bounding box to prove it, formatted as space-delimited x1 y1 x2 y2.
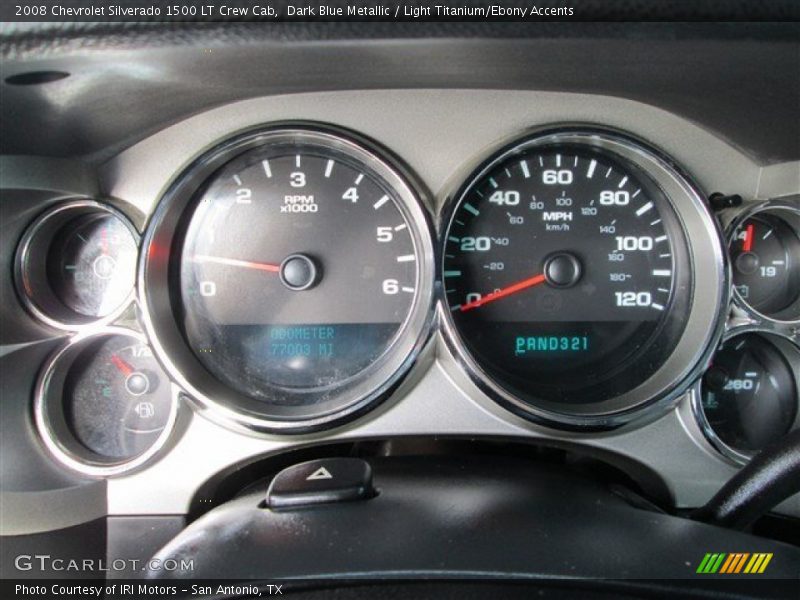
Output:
515 335 589 356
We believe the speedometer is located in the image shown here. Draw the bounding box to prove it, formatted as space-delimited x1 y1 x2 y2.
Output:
441 130 727 428
141 127 435 432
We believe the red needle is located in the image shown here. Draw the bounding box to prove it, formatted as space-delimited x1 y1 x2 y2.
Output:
110 354 134 377
460 273 547 312
743 223 755 252
193 255 280 273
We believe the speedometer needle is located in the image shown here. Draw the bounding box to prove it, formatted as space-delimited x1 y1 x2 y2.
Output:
192 255 280 273
460 273 547 312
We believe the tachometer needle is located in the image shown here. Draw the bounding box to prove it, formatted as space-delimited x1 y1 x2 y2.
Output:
460 273 547 312
192 255 280 273
110 354 134 377
743 223 755 252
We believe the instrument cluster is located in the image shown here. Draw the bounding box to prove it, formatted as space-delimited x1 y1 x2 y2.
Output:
14 124 799 477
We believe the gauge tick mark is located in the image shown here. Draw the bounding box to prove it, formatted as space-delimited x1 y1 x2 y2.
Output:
464 203 480 216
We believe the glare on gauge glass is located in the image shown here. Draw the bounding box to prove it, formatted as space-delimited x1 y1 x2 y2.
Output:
49 213 138 318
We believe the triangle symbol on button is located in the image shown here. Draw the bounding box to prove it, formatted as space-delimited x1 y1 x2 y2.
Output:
306 466 333 481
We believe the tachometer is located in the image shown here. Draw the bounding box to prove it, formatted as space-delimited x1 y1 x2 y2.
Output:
141 127 435 432
441 130 726 428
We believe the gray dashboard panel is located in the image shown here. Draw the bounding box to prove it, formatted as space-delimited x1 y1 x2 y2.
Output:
2 89 799 534
103 89 767 214
105 90 798 516
2 23 799 165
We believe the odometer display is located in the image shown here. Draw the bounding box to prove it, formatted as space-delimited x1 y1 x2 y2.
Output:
442 134 693 421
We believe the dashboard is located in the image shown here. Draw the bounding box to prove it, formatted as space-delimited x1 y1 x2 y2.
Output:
3 88 799 526
1 22 799 574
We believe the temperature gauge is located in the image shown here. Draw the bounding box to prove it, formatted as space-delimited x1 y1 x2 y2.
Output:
729 203 800 322
696 332 799 463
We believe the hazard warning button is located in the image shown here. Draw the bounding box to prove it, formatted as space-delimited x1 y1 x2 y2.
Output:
266 458 375 510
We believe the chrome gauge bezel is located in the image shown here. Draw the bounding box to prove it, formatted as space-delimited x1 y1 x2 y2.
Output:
139 125 437 434
14 199 140 331
690 325 800 466
438 127 729 430
725 199 800 325
34 327 180 477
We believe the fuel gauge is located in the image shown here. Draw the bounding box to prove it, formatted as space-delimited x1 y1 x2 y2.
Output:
35 329 178 476
63 335 173 460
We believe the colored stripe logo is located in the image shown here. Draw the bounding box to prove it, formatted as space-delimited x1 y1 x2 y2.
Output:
696 553 773 574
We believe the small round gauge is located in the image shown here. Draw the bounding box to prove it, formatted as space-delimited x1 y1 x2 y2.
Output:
140 127 435 432
440 130 726 428
696 332 799 463
49 212 137 317
729 203 800 322
36 330 177 475
16 201 138 329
